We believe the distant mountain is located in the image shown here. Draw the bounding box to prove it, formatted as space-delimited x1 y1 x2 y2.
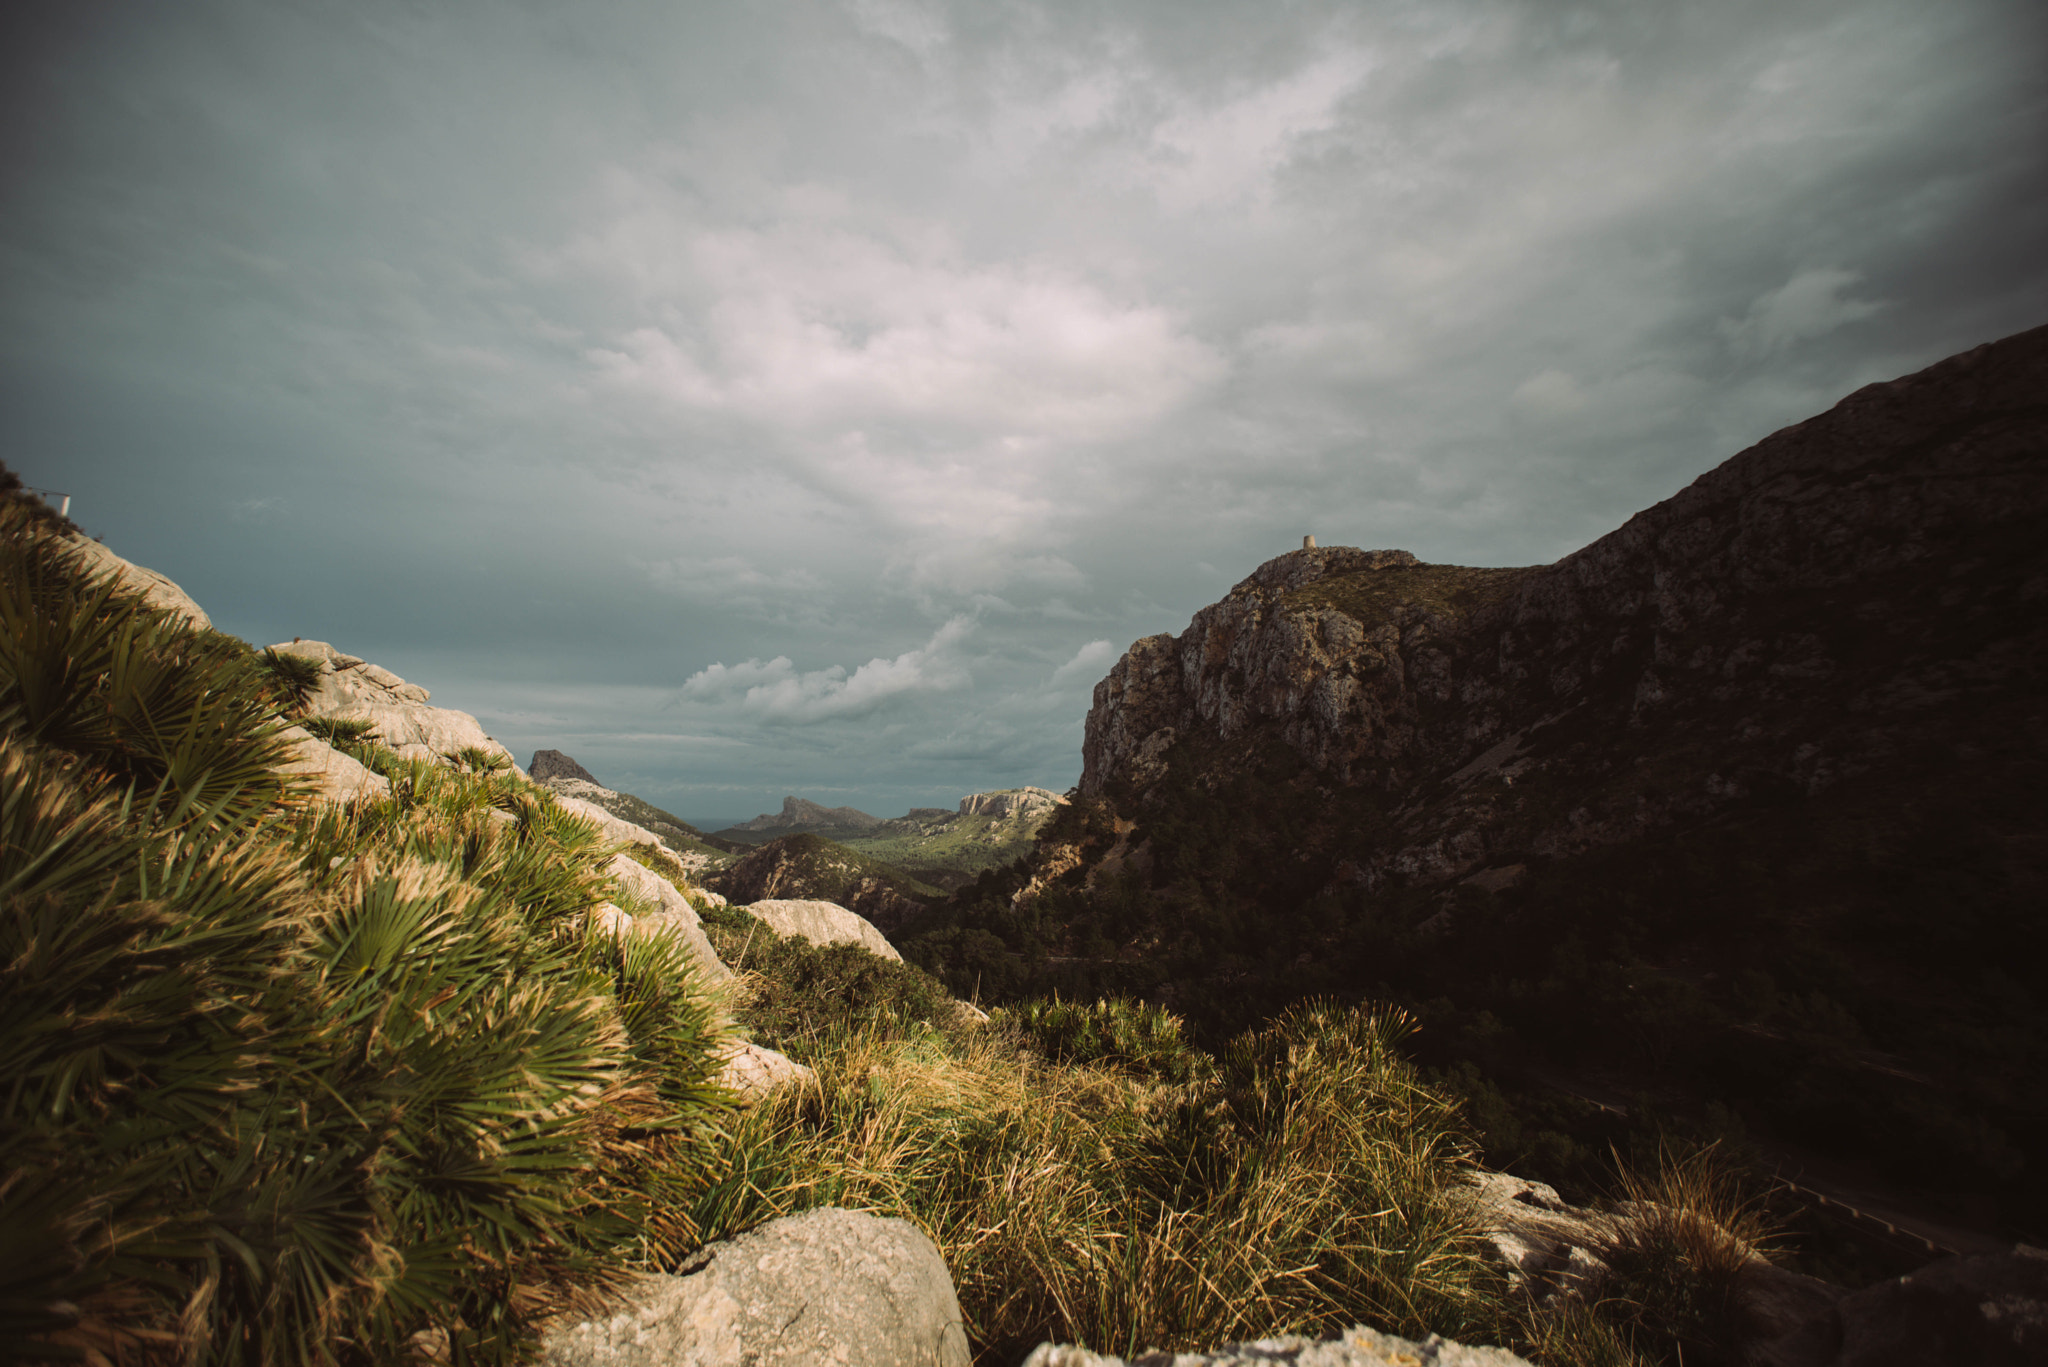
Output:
528 748 600 785
902 325 2048 1244
718 796 886 842
715 788 1069 889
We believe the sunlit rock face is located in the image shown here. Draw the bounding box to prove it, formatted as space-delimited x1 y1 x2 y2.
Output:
1079 323 2048 894
269 639 520 770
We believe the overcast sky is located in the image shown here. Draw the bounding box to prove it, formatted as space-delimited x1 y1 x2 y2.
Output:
5 0 2044 824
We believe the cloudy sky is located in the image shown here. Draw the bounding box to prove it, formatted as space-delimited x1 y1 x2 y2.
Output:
5 0 2044 825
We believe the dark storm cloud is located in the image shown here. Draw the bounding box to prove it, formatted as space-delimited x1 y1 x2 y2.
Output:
5 0 2043 819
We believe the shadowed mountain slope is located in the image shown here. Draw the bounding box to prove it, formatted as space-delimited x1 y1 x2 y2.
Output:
899 324 2048 1246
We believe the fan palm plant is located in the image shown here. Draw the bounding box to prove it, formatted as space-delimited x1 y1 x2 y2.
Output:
2 506 734 1363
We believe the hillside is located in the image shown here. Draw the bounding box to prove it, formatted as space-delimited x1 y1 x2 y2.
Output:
705 832 944 935
900 324 2048 1246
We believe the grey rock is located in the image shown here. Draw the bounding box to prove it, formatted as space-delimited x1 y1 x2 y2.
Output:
530 749 601 785
745 898 903 962
539 1207 970 1367
711 1038 816 1101
270 640 519 769
273 723 392 805
59 535 213 632
1021 1323 1532 1367
603 854 730 983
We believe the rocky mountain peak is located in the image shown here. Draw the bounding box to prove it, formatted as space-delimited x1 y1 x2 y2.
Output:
529 749 600 785
733 796 885 832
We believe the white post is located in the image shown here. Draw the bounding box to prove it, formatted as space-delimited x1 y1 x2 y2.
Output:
59 495 71 518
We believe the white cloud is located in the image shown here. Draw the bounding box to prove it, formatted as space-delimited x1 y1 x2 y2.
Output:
678 615 976 724
1050 638 1117 687
584 224 1225 444
1141 51 1373 211
1719 267 1888 361
230 496 287 523
888 544 1088 602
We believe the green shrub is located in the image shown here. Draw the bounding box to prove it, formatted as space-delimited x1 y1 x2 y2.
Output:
257 646 325 712
998 996 1211 1083
702 908 961 1057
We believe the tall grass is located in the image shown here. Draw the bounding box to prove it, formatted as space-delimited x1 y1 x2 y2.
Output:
689 999 1508 1364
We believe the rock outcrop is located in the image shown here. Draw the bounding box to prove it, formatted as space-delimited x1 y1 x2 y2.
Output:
539 1207 970 1367
1462 1171 1842 1345
1754 1245 2048 1367
600 854 729 983
539 777 724 871
529 748 600 785
59 535 213 632
710 1039 816 1101
272 723 391 805
1022 1324 1532 1367
958 786 1067 819
744 898 904 962
270 640 519 770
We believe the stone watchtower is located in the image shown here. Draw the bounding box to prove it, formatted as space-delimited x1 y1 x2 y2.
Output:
1303 534 1316 549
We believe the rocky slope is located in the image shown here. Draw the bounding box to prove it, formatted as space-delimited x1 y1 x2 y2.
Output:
525 750 744 866
908 324 2048 1245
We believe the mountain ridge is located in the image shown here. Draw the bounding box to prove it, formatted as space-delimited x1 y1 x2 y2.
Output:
901 323 2048 1245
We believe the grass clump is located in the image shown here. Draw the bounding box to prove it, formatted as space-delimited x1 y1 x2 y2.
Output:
999 995 1212 1083
1582 1142 1780 1366
690 998 1506 1364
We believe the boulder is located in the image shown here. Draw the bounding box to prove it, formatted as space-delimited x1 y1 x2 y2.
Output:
530 748 601 785
712 1038 815 1101
539 1207 970 1367
605 855 730 983
273 724 391 805
745 898 903 962
1021 1323 1533 1366
60 536 212 631
268 640 518 769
